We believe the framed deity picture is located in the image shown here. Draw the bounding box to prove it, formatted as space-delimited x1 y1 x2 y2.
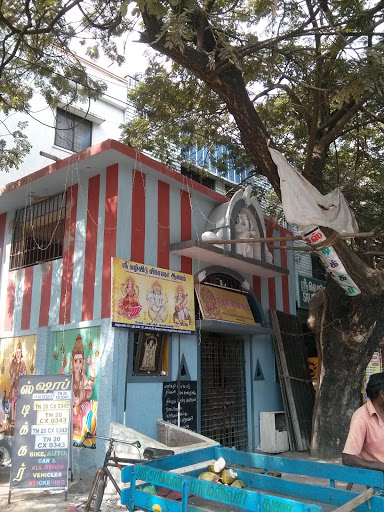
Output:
133 331 165 376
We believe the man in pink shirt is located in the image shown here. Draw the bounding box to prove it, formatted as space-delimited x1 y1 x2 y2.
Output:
342 372 384 471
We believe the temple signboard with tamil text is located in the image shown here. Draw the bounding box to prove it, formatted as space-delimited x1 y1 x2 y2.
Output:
111 259 195 333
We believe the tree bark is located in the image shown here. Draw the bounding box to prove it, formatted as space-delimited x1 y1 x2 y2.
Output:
309 241 384 457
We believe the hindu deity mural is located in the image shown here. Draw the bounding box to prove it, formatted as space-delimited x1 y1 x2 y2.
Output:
173 285 192 326
146 280 168 323
50 327 100 448
119 276 142 319
0 335 36 436
111 259 195 333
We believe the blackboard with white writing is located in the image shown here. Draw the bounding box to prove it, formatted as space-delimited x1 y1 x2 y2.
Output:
10 374 72 492
162 381 197 432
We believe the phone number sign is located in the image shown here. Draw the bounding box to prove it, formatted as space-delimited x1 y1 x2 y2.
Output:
10 374 73 491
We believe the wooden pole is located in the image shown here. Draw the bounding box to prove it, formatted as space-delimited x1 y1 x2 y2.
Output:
332 487 375 512
201 232 375 245
267 245 314 251
202 235 302 245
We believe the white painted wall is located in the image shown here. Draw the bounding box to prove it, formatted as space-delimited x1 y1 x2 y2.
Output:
1 61 128 188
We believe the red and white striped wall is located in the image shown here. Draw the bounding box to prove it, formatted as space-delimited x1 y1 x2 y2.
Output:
0 142 295 335
252 218 295 317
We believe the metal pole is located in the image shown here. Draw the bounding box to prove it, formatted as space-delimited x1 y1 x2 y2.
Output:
177 334 181 428
201 231 375 245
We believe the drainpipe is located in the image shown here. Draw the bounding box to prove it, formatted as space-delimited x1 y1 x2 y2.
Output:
177 333 181 427
249 334 255 452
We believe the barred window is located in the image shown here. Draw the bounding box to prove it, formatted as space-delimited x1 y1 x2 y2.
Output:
10 193 66 270
54 108 92 152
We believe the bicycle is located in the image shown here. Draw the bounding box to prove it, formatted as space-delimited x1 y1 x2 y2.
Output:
83 432 174 512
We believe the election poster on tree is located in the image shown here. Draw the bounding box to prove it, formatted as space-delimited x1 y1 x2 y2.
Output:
9 374 72 495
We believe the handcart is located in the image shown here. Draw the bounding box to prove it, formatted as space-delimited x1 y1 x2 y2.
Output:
121 445 384 512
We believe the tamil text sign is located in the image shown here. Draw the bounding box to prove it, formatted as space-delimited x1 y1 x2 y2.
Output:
298 275 326 309
10 374 72 492
111 259 195 333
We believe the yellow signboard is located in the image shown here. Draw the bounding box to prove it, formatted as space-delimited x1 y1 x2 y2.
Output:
308 357 319 381
195 284 256 326
111 259 195 333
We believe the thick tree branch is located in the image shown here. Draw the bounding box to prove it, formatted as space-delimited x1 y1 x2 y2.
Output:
140 7 281 197
317 93 372 150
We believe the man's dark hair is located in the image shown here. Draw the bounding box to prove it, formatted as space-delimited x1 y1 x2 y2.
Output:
366 372 384 399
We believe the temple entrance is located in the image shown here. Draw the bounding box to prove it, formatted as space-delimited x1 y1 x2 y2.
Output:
200 333 248 450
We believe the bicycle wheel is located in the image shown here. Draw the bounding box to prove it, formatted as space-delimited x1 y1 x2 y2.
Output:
94 474 106 512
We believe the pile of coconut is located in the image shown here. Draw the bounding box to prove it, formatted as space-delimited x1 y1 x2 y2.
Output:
198 457 246 488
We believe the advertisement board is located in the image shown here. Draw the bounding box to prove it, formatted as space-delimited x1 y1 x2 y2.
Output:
10 374 72 493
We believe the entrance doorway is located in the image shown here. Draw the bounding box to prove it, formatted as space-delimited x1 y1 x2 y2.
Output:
200 333 248 450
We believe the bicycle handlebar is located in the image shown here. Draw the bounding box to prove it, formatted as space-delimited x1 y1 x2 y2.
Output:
82 431 141 449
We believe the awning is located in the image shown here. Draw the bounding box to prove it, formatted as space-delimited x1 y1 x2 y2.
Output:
169 240 288 279
196 319 273 336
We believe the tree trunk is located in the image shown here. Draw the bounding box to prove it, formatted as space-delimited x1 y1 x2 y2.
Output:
309 242 384 458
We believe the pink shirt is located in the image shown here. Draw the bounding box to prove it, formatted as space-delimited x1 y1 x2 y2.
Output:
343 399 384 463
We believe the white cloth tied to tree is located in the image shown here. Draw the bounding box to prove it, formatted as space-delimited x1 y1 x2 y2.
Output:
269 148 361 295
269 148 359 235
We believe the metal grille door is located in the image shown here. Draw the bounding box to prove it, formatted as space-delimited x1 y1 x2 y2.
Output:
201 334 248 450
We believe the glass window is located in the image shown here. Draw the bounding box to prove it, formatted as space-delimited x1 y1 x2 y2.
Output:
55 108 92 152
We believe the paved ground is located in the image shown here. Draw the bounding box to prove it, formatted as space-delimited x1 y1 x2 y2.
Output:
0 452 369 511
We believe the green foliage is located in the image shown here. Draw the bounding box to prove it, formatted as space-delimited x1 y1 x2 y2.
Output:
0 0 119 171
0 122 32 173
121 58 252 173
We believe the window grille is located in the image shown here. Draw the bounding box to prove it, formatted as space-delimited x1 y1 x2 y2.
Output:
10 193 66 270
201 334 248 450
54 108 92 152
202 273 244 292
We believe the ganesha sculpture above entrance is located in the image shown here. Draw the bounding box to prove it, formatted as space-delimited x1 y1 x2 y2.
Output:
202 185 273 264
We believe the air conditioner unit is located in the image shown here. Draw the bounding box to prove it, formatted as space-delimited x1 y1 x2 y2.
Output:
260 411 289 453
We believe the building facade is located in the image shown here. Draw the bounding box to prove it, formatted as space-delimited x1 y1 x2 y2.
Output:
0 57 129 189
0 139 296 474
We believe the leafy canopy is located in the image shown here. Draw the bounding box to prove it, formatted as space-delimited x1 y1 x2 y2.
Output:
1 0 130 172
119 1 384 254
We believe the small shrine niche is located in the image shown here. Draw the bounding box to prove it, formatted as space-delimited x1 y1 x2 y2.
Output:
202 185 272 264
234 207 262 260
